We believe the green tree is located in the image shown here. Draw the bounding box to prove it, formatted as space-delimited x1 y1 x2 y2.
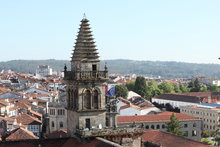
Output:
201 138 215 145
208 85 220 92
200 85 208 92
134 76 147 98
202 130 211 138
166 113 183 136
115 85 128 98
145 80 161 99
213 121 220 145
158 81 174 93
173 83 181 93
188 79 208 92
188 79 201 92
179 84 189 93
125 81 135 91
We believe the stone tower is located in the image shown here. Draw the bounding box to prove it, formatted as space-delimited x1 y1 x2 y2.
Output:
64 17 108 136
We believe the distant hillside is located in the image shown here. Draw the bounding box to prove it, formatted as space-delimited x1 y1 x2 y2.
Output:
1 59 220 79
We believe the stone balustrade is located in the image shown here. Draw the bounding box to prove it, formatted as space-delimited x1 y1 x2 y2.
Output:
64 71 108 81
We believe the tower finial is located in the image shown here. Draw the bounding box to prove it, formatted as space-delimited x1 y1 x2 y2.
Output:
104 62 108 71
64 64 67 72
83 13 86 19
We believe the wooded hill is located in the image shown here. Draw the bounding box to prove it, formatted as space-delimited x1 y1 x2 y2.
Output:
0 59 220 79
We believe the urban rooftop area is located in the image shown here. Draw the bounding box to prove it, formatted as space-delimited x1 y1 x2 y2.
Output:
0 1 220 147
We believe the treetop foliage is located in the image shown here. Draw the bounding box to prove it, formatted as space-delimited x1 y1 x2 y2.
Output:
166 113 183 136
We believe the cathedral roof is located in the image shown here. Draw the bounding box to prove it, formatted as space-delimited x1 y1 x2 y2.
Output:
71 18 100 63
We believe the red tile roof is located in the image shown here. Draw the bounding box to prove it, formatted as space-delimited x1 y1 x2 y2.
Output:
0 137 117 147
6 128 38 140
29 110 42 118
142 130 212 147
153 93 201 103
46 130 67 138
26 94 50 99
0 99 10 106
0 116 14 122
117 112 199 124
0 88 10 95
16 113 42 125
119 104 155 111
62 138 115 147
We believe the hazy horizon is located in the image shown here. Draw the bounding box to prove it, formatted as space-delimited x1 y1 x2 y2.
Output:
1 58 220 65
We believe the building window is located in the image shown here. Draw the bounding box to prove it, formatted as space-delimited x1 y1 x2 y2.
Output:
52 121 54 127
184 124 188 128
192 130 197 136
58 109 65 115
60 122 63 128
156 125 160 129
193 123 196 127
151 125 155 129
183 131 188 137
50 109 55 115
162 124 165 129
58 109 60 115
210 126 212 129
145 125 149 129
63 109 65 115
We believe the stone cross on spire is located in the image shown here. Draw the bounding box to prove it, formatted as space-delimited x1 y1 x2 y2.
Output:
83 13 86 19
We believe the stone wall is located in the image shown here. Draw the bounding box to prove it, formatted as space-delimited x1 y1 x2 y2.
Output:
118 120 202 141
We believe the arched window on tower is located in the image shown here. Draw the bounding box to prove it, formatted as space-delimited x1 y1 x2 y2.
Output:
74 90 78 110
84 90 91 109
68 89 71 109
70 90 73 109
93 90 99 109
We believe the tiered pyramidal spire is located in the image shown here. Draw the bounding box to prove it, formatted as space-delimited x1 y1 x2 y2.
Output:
71 18 99 63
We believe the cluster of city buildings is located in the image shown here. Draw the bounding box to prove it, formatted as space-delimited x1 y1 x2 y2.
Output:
0 17 216 147
0 69 67 140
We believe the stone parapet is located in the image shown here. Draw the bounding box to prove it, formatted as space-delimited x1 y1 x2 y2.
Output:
64 71 108 81
76 128 144 138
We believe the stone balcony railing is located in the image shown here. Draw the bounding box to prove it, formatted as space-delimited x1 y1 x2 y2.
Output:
64 70 108 81
76 127 144 138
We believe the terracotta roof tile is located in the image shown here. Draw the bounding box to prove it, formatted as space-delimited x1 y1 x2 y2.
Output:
117 112 199 124
46 130 67 138
142 130 212 147
16 113 42 125
0 116 14 122
29 110 42 118
6 128 38 140
0 99 10 106
119 104 155 111
153 93 202 103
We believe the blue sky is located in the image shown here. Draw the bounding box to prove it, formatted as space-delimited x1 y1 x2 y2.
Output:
0 0 220 63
